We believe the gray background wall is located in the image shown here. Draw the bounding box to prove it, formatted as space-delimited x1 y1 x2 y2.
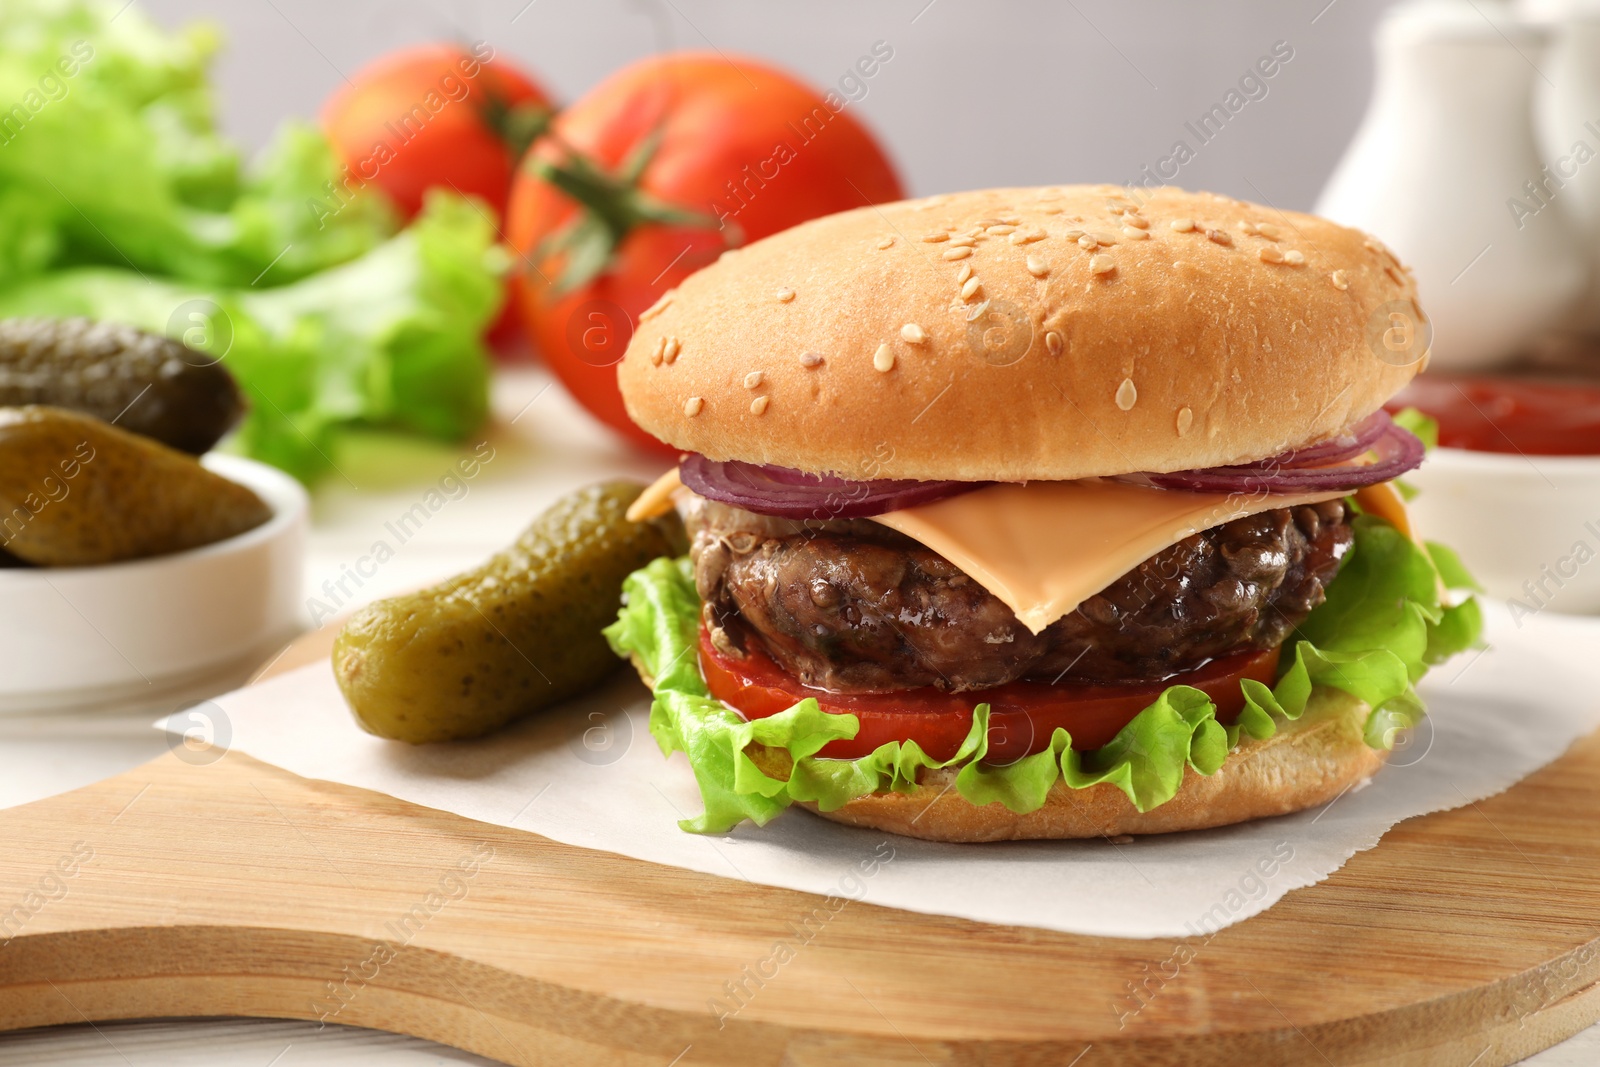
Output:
139 0 1399 212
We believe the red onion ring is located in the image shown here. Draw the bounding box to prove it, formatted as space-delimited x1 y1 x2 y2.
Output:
679 455 985 519
1269 410 1392 468
682 414 1421 517
1123 420 1425 494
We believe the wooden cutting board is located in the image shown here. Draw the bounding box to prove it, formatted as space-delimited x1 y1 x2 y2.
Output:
0 629 1598 1066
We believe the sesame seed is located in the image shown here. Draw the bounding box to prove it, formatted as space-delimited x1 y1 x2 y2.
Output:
1258 246 1286 264
750 395 770 416
650 336 666 366
1063 229 1086 241
1123 215 1150 230
956 263 973 284
1042 206 1064 214
1239 221 1259 236
961 276 983 299
943 246 973 261
1010 228 1047 245
1177 406 1193 436
965 299 992 322
1206 229 1232 246
948 235 977 248
901 323 929 344
744 370 764 389
800 352 825 368
876 236 895 250
1284 249 1305 265
987 225 1017 236
873 343 895 373
1045 330 1064 356
1170 218 1196 232
1090 254 1116 275
776 288 796 303
1091 231 1119 245
1026 255 1049 277
684 396 704 417
1385 264 1404 284
1116 378 1138 410
1330 269 1350 291
1122 227 1150 240
923 231 950 243
1256 222 1282 241
640 291 673 321
662 337 681 363
1078 234 1099 251
999 216 1021 225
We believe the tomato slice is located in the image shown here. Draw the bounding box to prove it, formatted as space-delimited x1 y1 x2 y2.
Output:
698 628 1281 762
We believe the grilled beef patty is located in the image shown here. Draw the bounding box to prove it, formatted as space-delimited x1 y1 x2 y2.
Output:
684 494 1352 694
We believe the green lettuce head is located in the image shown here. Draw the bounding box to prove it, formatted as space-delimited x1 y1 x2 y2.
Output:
0 2 501 483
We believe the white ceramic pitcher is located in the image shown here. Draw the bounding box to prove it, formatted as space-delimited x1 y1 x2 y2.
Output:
1530 0 1600 332
1317 0 1587 371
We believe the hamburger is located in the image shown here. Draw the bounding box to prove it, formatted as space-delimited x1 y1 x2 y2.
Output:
605 184 1480 842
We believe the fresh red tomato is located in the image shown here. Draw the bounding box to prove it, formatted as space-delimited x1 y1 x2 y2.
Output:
505 53 904 452
699 628 1281 763
321 43 555 221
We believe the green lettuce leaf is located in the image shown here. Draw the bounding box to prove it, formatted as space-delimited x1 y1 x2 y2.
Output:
0 2 393 290
606 514 1483 834
1390 407 1440 450
0 193 503 482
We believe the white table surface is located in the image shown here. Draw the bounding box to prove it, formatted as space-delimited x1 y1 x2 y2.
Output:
0 368 1594 1066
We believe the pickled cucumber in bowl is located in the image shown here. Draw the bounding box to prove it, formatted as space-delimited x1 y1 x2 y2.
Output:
0 318 245 454
0 406 270 567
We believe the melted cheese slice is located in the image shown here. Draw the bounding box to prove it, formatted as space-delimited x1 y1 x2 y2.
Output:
1352 480 1413 541
629 465 1412 636
872 480 1352 634
626 467 683 522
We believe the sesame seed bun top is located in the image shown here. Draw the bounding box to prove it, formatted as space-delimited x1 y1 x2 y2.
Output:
617 184 1427 482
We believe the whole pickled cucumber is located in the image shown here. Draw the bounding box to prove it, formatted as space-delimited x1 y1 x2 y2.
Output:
0 406 272 566
334 481 684 744
0 317 244 454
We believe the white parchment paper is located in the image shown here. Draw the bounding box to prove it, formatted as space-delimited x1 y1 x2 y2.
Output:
172 603 1600 939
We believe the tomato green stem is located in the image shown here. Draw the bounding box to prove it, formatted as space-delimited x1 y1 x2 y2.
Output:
480 96 554 164
527 126 723 295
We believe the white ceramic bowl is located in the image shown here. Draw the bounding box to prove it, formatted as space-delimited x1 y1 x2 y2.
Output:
0 454 307 714
1406 446 1600 616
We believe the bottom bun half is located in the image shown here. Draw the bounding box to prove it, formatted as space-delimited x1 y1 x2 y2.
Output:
744 688 1387 843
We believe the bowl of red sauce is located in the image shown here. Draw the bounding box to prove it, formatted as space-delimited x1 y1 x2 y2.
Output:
1387 376 1600 617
